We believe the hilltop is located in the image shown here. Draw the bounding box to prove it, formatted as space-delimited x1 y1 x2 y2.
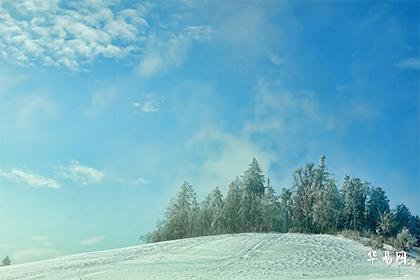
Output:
0 233 418 280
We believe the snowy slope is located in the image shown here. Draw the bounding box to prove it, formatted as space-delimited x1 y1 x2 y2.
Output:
0 233 418 280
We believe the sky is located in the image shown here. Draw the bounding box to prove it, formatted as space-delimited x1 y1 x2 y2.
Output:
0 0 419 264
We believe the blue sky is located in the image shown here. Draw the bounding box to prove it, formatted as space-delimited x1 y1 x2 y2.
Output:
0 0 419 263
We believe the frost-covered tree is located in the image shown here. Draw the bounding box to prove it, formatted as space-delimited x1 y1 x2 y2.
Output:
391 204 413 236
410 215 420 247
239 158 265 232
312 156 342 233
2 256 10 266
222 178 242 233
144 155 415 244
190 192 201 237
155 181 199 241
279 188 293 232
376 212 393 237
392 227 417 251
260 179 281 232
242 158 265 196
199 187 225 235
292 162 317 232
209 187 225 234
199 194 213 235
342 176 368 232
313 178 341 233
366 187 390 233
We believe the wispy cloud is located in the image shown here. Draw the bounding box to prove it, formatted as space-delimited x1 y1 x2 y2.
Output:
32 235 52 247
116 176 150 187
59 161 104 185
0 168 60 189
269 54 284 66
32 235 49 241
244 79 329 136
80 235 106 246
188 128 275 193
137 34 190 78
133 101 158 112
395 57 420 70
137 26 215 78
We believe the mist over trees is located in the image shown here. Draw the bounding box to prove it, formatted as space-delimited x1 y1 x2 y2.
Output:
145 157 419 249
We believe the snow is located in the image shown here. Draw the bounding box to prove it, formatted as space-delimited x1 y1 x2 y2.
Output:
0 233 419 280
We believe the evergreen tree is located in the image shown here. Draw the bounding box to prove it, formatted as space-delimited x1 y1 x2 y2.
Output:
313 178 341 233
376 212 393 237
391 204 412 236
242 158 265 195
410 215 420 247
199 194 213 235
190 193 201 237
239 158 265 232
144 155 416 246
366 187 390 233
161 181 198 240
222 178 242 233
199 187 224 235
260 179 281 232
312 156 342 233
2 256 10 266
292 162 317 232
393 227 417 251
209 187 225 234
279 188 293 232
342 176 368 232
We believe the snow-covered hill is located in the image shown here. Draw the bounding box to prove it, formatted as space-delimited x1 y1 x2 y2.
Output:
0 233 418 280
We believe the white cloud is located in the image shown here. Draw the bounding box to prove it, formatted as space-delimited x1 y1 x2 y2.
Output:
32 235 49 241
117 176 150 187
32 235 52 247
244 78 378 139
13 248 61 263
0 1 215 71
80 235 106 246
137 35 190 78
244 79 328 136
187 128 275 194
134 177 149 185
133 101 158 112
0 0 148 69
59 161 104 185
395 57 420 70
137 26 215 78
0 168 60 189
184 25 215 40
269 54 284 66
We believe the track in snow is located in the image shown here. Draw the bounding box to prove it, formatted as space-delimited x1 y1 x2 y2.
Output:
0 233 418 280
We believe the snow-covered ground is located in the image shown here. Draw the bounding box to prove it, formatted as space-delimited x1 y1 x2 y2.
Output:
0 233 418 280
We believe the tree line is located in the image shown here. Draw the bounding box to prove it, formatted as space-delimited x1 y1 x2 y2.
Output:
144 157 419 249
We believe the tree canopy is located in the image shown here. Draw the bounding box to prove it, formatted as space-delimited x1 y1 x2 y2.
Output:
144 157 419 247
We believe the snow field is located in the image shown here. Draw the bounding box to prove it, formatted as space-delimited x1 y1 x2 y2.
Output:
0 233 418 280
